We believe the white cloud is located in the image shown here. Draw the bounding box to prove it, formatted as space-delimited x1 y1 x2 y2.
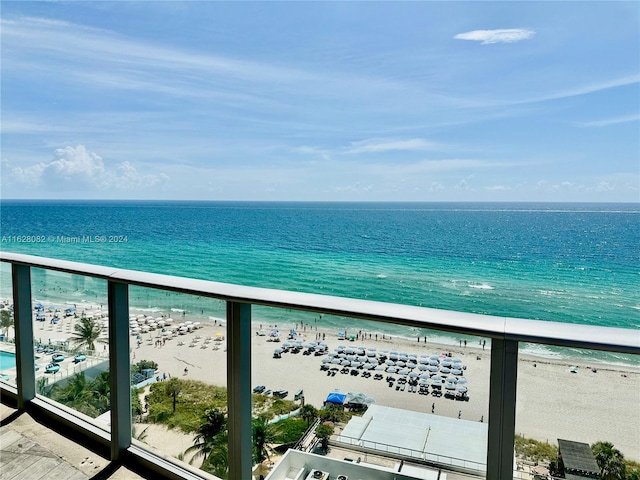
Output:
346 138 438 154
9 145 169 191
578 114 640 127
454 28 535 44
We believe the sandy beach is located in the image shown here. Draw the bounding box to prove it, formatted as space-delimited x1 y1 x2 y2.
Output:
2 303 639 464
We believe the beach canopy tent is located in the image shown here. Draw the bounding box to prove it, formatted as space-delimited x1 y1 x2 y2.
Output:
557 439 600 480
325 392 347 406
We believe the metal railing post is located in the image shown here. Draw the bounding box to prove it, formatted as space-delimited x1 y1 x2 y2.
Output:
12 264 35 408
108 280 131 461
226 301 252 480
487 338 519 479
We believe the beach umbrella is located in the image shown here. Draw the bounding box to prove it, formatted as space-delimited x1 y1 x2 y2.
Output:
165 317 174 323
389 351 398 360
440 367 451 374
365 397 375 404
338 353 347 359
336 345 345 352
395 360 406 367
430 355 440 361
322 357 331 363
374 365 385 371
358 356 367 363
347 355 356 361
408 372 419 378
350 361 361 368
452 368 463 376
366 350 376 357
445 382 457 391
429 359 439 366
442 359 453 368
428 365 439 373
419 357 429 364
386 366 398 373
367 357 378 364
452 358 462 364
345 347 355 355
399 355 409 362
419 373 430 380
456 386 468 394
398 368 410 376
385 360 395 366
341 360 350 366
363 363 374 370
431 375 444 383
418 364 428 371
406 362 417 369
419 378 430 386
367 347 376 352
457 377 467 384
446 376 457 383
331 359 341 364
379 349 389 355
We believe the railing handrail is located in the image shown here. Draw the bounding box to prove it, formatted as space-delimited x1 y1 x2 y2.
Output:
333 432 486 470
2 251 639 354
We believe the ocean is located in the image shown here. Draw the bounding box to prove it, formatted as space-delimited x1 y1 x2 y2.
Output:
1 200 638 364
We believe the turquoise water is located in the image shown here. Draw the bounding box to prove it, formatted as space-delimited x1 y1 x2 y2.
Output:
1 201 638 363
0 351 16 371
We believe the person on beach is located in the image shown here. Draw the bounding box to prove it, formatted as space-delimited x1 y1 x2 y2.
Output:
184 367 188 375
458 410 461 419
432 403 435 413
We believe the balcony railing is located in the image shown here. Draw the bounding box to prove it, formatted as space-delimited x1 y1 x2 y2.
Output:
1 251 638 480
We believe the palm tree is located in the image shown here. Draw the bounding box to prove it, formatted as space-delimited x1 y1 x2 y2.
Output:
70 317 108 352
300 404 318 427
164 378 182 413
49 373 100 417
201 431 229 479
0 310 13 338
186 408 227 466
592 441 626 480
252 415 276 463
315 423 334 451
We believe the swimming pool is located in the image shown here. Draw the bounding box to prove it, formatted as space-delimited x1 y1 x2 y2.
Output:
0 350 16 371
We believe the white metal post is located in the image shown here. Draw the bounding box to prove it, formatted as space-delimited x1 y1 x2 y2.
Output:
226 301 252 480
108 280 131 461
487 338 519 479
12 263 35 408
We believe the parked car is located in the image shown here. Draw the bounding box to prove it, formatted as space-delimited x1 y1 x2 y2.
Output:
253 385 266 393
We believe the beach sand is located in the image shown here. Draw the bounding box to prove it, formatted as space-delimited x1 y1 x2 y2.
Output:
3 307 639 464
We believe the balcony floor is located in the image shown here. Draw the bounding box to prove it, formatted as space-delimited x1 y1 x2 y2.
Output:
0 403 145 480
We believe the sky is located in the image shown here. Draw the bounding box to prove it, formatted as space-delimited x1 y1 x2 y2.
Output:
1 1 639 202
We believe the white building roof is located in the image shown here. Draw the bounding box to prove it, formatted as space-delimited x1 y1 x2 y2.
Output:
336 405 487 473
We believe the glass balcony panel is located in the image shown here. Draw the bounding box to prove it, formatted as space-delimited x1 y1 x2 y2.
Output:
31 269 111 432
129 286 227 479
252 308 490 478
0 262 16 386
514 345 640 475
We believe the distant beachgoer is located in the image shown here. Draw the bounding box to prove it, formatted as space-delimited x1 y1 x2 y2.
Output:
480 416 483 423
464 340 467 347
184 367 188 375
458 410 461 419
431 403 435 413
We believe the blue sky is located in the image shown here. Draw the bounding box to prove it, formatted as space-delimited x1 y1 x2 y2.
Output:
1 1 638 201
